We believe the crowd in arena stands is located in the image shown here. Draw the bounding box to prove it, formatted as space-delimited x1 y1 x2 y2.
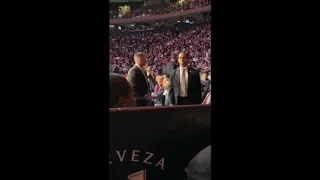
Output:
110 0 211 19
118 26 155 33
110 15 211 33
109 11 118 20
109 22 211 77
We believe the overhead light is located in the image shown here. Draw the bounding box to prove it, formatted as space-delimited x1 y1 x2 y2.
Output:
109 25 115 27
177 20 180 22
131 24 134 26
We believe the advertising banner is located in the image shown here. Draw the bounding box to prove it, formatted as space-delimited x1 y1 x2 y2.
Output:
109 105 211 180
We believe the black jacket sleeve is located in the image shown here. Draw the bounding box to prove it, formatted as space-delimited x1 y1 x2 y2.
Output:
169 70 175 105
127 69 142 97
148 75 156 92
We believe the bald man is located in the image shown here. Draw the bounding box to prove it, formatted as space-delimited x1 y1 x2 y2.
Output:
109 73 136 108
169 52 202 105
127 52 152 106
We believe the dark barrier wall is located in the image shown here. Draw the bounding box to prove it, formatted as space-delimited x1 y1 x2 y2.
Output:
109 105 211 180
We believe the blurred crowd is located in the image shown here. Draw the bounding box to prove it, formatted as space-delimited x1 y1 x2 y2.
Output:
111 14 210 33
109 22 211 77
110 0 211 19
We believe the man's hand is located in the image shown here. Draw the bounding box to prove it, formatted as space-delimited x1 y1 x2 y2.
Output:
169 104 174 106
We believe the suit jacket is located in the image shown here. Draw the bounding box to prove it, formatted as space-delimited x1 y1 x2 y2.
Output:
127 65 150 106
151 84 164 104
162 65 167 76
201 79 211 101
169 67 202 105
147 74 157 92
162 88 173 106
164 61 177 77
187 145 211 180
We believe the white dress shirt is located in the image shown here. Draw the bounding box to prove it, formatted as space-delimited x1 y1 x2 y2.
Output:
163 90 168 96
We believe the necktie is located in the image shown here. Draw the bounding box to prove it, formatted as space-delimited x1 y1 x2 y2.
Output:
180 68 187 97
156 85 161 93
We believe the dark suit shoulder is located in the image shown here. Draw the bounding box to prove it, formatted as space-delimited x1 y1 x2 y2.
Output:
190 67 199 73
128 66 138 73
128 66 134 72
170 61 177 66
189 68 200 76
171 68 178 76
172 68 178 72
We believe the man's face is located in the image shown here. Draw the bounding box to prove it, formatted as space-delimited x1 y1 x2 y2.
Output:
140 56 147 66
178 53 189 67
145 64 151 71
202 73 208 80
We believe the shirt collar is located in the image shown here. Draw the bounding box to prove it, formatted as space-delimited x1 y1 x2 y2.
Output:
180 66 188 70
135 64 143 69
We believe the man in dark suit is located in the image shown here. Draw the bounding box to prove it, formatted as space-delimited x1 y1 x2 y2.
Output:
187 145 211 180
169 52 202 105
127 52 152 106
164 53 178 77
201 71 211 101
145 62 157 92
